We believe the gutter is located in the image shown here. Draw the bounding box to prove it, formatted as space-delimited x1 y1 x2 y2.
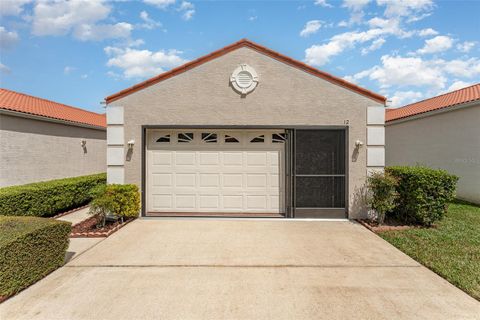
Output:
0 109 106 131
385 100 479 126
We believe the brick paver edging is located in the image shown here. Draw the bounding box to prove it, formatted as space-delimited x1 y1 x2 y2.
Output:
70 218 135 238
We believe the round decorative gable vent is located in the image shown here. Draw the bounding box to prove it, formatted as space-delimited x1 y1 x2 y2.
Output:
230 64 259 94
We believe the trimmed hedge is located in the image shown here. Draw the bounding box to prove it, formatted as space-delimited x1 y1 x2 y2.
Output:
386 166 458 226
0 173 106 217
0 216 71 298
89 184 141 218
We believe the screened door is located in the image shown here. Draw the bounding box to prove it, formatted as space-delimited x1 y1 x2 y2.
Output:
293 129 346 218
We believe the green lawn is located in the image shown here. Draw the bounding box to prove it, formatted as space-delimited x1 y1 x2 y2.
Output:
378 200 480 300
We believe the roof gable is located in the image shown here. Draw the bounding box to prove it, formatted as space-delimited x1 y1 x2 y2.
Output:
0 88 106 128
386 83 480 122
105 39 386 104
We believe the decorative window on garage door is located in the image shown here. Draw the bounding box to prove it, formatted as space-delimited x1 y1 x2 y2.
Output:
156 134 170 143
201 133 217 143
250 135 265 143
178 132 194 143
224 134 240 143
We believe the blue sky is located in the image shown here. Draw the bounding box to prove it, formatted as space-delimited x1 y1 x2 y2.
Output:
1 0 479 113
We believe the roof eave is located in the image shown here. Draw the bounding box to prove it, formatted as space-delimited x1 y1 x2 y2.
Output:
385 99 480 125
0 108 106 130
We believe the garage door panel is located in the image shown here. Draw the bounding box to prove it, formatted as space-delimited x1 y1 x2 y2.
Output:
246 195 268 210
223 174 243 187
175 152 196 165
175 174 196 187
199 152 220 165
152 194 173 209
175 194 196 209
246 152 267 166
223 195 244 210
246 174 267 188
147 130 284 214
152 152 172 165
152 173 172 187
223 152 243 166
199 173 220 187
199 195 220 209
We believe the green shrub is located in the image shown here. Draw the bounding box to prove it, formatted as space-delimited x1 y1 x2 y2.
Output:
386 166 458 226
89 184 140 223
0 173 106 217
367 171 398 224
0 216 71 298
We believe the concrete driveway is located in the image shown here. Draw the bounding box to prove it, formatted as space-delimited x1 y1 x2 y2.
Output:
1 219 479 319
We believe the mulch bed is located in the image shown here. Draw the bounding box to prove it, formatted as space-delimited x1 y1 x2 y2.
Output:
70 215 134 238
357 218 428 232
51 204 89 219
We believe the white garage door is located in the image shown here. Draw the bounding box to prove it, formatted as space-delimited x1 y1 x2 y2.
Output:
146 130 285 214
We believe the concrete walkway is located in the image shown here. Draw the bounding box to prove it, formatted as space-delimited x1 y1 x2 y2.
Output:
1 219 479 319
56 207 91 225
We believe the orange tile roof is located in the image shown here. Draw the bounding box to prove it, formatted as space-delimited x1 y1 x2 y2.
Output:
106 38 386 104
0 88 106 128
386 83 480 122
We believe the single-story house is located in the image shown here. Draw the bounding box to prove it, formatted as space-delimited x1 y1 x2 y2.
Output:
0 88 106 187
386 83 480 204
105 39 387 219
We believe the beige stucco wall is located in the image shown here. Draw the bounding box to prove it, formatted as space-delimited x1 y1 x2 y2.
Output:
386 104 480 204
110 46 384 218
0 113 106 187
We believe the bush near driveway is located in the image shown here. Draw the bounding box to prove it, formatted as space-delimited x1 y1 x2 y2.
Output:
0 173 106 217
89 184 141 222
0 216 71 298
386 166 458 226
379 201 480 301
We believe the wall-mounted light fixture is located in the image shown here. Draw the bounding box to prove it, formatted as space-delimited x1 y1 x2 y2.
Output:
80 139 87 148
355 140 364 147
127 139 135 149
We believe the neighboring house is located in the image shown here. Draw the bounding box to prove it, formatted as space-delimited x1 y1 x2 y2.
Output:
386 83 480 204
105 39 387 219
0 88 106 187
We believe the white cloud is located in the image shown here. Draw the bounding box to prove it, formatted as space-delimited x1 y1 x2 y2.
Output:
179 1 195 20
441 58 480 78
341 0 371 26
31 0 132 41
80 74 88 79
389 90 423 107
0 0 32 16
143 0 176 9
456 41 476 53
300 20 322 37
182 9 194 20
0 26 19 49
0 62 11 74
418 28 438 37
74 22 132 41
139 11 162 30
446 80 473 92
417 35 453 55
314 0 333 8
104 46 188 79
305 27 392 66
345 54 480 92
248 16 258 22
342 0 371 11
64 66 75 74
377 0 433 18
361 38 385 55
